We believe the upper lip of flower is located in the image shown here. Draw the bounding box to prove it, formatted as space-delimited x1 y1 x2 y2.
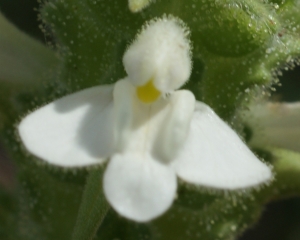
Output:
17 16 272 222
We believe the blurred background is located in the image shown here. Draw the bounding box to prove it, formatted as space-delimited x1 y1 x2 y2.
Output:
0 0 300 239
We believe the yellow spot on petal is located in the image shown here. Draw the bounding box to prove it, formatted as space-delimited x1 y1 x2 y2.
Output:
136 79 161 103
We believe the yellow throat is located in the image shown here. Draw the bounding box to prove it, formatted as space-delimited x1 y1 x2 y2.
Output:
136 79 161 103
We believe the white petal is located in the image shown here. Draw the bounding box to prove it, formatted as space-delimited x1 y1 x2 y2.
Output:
244 102 300 152
172 102 272 190
112 79 136 153
103 153 176 222
123 17 191 92
18 85 115 167
113 79 195 163
153 90 195 162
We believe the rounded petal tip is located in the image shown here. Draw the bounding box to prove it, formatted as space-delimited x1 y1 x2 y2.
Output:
123 16 192 93
104 153 177 222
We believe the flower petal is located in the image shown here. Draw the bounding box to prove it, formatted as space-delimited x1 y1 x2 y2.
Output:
172 102 272 190
18 85 114 167
153 90 195 162
123 17 191 92
244 102 300 152
103 153 177 222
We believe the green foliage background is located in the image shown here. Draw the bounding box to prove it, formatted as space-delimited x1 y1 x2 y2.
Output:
0 0 300 239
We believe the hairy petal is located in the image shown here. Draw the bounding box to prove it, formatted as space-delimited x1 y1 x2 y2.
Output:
123 17 191 92
172 102 272 189
103 153 176 222
18 85 114 167
153 90 195 162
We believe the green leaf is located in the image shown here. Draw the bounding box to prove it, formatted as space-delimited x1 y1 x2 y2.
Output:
151 189 263 240
268 148 300 196
0 12 59 85
72 168 109 240
15 160 85 240
0 12 61 129
189 0 279 57
200 51 273 121
96 209 152 240
0 188 16 240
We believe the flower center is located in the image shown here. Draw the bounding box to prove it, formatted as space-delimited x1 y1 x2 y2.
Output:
136 79 161 103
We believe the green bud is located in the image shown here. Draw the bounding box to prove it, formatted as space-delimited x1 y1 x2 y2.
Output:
195 0 279 57
129 0 153 12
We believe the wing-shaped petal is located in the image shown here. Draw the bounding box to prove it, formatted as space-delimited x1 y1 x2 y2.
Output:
172 102 272 190
103 153 176 222
18 85 114 167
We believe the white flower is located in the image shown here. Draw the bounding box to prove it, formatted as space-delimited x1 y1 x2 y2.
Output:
244 101 300 152
18 17 272 222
